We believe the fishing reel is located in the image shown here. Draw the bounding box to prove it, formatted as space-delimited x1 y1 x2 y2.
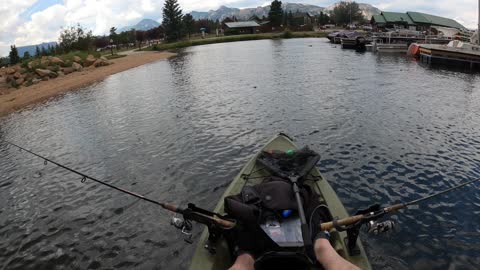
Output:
366 220 396 235
171 216 193 244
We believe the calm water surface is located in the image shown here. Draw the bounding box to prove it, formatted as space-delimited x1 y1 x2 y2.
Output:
1 38 480 269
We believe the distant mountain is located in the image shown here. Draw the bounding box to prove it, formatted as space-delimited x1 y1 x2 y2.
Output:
324 2 381 20
17 42 57 58
190 3 324 21
119 19 160 32
189 2 381 22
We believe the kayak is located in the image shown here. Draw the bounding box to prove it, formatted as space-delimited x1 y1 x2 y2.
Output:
188 133 372 269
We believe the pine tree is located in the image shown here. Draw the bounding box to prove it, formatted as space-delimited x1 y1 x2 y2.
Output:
268 0 283 27
162 0 184 41
35 46 41 57
183 14 194 39
23 51 31 59
8 45 20 65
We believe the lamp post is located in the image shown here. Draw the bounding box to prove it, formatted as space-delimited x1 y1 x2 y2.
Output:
109 39 114 56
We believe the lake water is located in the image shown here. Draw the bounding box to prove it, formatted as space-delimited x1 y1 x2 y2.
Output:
1 38 479 269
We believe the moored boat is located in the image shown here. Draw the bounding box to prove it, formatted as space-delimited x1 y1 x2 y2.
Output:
188 133 371 270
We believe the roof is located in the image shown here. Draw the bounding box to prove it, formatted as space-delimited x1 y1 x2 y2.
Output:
407 11 466 30
225 21 260 28
381 12 414 25
371 14 386 24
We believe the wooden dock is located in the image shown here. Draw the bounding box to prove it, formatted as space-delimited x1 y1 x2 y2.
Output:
418 44 480 69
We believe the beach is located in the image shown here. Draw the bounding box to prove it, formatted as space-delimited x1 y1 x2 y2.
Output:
0 50 176 117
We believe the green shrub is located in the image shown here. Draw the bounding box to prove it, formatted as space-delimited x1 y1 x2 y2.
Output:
282 30 293 39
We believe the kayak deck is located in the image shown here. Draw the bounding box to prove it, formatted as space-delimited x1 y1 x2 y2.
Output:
189 133 371 270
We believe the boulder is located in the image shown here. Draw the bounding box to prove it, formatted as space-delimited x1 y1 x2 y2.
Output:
35 68 52 77
6 75 14 83
16 78 24 85
73 56 82 63
40 59 50 66
57 71 64 77
51 57 64 66
93 58 110 67
46 66 59 72
72 62 83 71
84 54 97 67
100 56 108 61
28 61 35 69
62 67 75 75
32 78 41 84
5 68 16 74
41 76 49 81
13 72 22 79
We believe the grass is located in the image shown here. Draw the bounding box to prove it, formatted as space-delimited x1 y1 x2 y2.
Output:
104 54 127 60
147 31 328 51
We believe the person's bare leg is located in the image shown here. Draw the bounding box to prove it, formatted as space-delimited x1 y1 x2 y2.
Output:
314 239 360 270
228 253 255 270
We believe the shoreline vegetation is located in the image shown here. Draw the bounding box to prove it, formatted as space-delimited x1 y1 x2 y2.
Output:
148 31 328 51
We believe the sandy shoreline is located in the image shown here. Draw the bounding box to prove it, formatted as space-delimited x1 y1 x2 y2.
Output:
0 51 176 118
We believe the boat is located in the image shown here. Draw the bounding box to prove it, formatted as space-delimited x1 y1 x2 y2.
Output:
188 133 371 270
341 36 369 51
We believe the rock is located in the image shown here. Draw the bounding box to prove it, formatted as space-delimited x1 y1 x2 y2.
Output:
20 68 27 74
84 55 97 67
6 75 14 83
13 65 21 72
28 61 34 69
51 57 64 66
100 56 108 61
13 72 22 79
35 68 52 77
57 71 64 77
40 59 50 66
62 67 75 75
16 78 24 85
46 66 58 72
72 62 83 71
41 76 49 81
5 68 15 74
32 78 41 84
73 56 82 63
93 59 110 67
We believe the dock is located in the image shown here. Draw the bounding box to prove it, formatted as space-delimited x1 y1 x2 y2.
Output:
418 44 480 69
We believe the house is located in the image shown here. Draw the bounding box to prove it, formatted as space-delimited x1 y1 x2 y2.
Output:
223 21 260 35
291 12 314 26
371 11 466 32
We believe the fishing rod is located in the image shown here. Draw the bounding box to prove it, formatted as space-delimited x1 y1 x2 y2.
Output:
320 177 480 231
5 141 236 235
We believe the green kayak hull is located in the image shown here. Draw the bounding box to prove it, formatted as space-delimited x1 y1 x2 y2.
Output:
188 133 372 270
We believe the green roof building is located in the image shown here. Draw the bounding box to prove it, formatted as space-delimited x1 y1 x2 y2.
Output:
371 11 466 31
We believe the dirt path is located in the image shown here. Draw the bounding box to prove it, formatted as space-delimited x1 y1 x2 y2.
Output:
0 51 176 118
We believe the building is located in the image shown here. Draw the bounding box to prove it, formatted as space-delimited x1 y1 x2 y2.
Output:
291 12 314 26
223 21 260 35
371 11 466 32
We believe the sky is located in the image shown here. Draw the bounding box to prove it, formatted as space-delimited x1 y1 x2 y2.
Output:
0 0 479 56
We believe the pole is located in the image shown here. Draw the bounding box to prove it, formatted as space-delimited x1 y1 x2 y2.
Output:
478 0 480 45
320 177 480 231
5 141 235 229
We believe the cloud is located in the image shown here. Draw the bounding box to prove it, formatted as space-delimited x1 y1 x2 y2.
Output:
1 0 479 57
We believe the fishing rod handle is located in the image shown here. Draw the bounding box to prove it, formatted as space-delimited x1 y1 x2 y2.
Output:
213 216 236 229
320 214 364 231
